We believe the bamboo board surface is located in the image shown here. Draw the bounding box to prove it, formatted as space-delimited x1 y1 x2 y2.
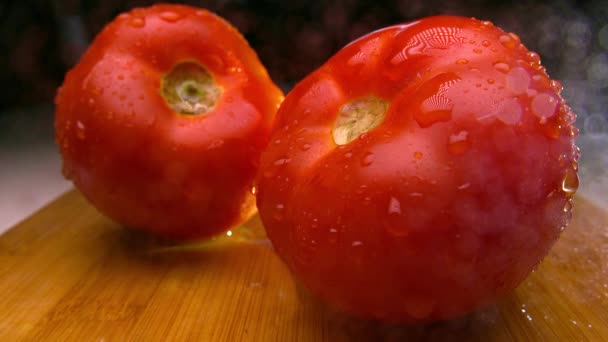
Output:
0 190 606 341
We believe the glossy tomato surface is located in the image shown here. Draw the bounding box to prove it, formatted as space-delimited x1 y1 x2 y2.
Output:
256 16 579 322
55 4 283 240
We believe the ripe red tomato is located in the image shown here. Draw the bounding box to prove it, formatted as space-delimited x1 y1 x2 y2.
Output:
256 16 579 322
55 4 283 240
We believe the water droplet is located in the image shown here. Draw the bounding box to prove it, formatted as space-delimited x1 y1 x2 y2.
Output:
300 143 311 151
456 59 469 65
416 75 459 127
561 168 579 197
506 67 531 94
563 199 573 213
273 139 281 144
159 11 182 22
480 40 490 47
390 26 465 64
473 48 482 54
226 230 233 237
76 121 86 140
487 79 495 84
344 152 353 158
497 98 523 125
274 158 291 166
448 130 470 155
509 32 521 42
88 98 95 105
527 52 541 65
499 35 516 49
409 192 423 197
250 186 257 195
208 139 224 149
351 241 363 247
550 80 563 93
129 17 145 28
457 183 471 190
329 228 337 233
413 151 423 159
532 93 559 120
481 21 493 27
388 197 401 215
361 152 374 166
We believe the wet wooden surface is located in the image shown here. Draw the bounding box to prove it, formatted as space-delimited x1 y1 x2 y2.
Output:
0 190 606 341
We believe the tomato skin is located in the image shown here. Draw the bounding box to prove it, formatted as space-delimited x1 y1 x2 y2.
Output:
55 4 283 240
256 16 578 322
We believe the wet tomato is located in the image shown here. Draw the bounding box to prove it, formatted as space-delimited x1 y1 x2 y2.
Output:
55 4 283 240
256 16 579 322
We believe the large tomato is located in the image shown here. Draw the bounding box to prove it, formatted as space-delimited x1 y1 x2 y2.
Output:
55 4 283 240
256 16 579 322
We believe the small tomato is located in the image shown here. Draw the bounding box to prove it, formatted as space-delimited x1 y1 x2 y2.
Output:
256 16 579 322
55 4 283 240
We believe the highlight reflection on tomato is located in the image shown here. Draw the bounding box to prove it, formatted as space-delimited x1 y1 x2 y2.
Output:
256 16 579 322
55 4 283 240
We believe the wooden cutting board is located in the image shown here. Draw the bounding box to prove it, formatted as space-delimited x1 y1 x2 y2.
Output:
0 190 606 341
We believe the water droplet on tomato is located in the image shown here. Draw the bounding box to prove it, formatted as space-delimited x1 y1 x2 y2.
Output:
208 139 224 149
129 17 145 28
563 199 573 213
75 121 86 140
416 76 459 127
361 152 374 166
413 151 423 159
273 203 285 221
274 158 291 166
456 59 469 65
561 167 579 197
344 151 353 158
527 52 541 65
487 79 495 84
497 98 523 125
473 48 482 54
159 11 182 22
499 34 516 49
388 197 401 215
506 67 531 94
447 130 470 155
532 93 559 120
250 186 257 195
457 183 471 190
88 98 95 105
351 241 363 247
550 80 563 93
300 143 311 151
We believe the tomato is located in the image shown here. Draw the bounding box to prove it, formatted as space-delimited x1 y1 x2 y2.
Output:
55 4 283 240
256 16 579 322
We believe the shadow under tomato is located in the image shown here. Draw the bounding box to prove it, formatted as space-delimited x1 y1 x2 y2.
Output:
288 279 502 342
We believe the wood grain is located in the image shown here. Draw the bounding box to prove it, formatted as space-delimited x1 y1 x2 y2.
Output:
0 190 606 341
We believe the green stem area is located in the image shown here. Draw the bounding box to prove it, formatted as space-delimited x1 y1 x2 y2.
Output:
332 95 389 145
161 62 221 116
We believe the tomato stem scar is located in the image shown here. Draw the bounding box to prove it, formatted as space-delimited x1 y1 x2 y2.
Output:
161 61 221 115
332 95 389 145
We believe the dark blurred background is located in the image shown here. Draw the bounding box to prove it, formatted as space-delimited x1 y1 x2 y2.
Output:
1 0 607 231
